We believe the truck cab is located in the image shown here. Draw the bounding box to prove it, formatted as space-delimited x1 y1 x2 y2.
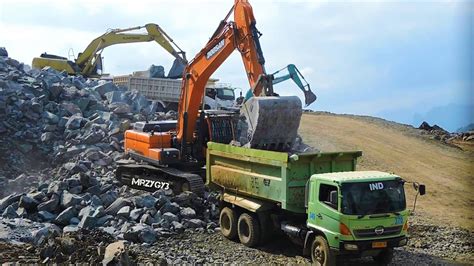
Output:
307 171 411 264
204 85 236 110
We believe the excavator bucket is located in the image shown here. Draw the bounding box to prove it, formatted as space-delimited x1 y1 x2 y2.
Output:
304 89 317 107
237 96 302 151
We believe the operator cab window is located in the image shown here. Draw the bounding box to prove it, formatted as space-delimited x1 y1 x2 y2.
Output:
319 184 338 210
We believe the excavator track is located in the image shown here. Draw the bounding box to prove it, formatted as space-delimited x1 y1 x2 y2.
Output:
116 163 205 196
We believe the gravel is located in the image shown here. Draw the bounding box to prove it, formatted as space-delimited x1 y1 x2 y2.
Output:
1 213 472 265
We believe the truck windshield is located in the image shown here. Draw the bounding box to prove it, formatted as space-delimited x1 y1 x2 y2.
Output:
341 180 406 215
216 88 235 100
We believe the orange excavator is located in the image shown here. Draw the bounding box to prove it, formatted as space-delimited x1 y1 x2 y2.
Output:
117 0 315 194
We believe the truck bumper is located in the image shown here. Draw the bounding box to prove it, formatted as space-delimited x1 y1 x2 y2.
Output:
334 236 407 256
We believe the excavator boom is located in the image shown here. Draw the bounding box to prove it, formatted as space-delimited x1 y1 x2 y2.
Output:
177 0 301 150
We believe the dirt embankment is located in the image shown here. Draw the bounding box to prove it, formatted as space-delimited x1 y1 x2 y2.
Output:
299 112 474 230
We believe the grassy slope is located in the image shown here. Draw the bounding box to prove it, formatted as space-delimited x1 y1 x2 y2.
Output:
299 112 474 230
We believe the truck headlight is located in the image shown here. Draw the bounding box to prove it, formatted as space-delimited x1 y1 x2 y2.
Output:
399 238 408 246
344 243 358 251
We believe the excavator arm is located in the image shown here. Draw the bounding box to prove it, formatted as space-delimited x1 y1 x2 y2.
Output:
243 64 317 107
271 64 317 106
177 0 273 143
76 23 187 76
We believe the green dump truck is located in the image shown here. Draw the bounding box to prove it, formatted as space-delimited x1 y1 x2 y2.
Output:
206 142 425 265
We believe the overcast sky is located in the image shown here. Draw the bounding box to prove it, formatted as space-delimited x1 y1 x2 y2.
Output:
0 0 472 130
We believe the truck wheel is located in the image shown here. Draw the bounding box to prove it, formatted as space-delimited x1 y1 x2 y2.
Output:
311 236 336 266
237 213 261 247
219 207 238 240
373 248 393 265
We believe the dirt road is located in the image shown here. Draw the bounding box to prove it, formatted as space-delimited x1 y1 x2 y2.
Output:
299 112 474 230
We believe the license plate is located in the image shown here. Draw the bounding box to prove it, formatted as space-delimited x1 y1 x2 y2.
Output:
372 241 387 248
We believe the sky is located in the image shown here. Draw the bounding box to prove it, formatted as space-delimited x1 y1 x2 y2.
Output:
0 0 472 131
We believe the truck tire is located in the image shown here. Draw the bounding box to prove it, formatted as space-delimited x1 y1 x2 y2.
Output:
237 213 261 247
373 248 393 265
219 207 238 240
311 236 336 266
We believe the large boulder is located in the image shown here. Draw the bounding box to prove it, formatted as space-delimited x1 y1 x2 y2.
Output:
78 208 97 229
180 207 196 219
37 195 60 213
0 194 21 212
0 47 8 57
160 202 180 214
2 205 18 218
123 224 156 244
54 206 77 225
105 197 132 215
102 241 131 265
18 195 39 212
60 191 82 209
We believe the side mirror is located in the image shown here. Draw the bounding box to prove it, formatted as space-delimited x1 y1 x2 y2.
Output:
419 184 426 195
330 190 338 207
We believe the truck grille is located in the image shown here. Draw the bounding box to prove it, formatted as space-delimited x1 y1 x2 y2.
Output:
353 225 402 238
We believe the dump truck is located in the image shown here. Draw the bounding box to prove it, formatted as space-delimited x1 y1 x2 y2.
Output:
113 75 237 111
206 142 425 265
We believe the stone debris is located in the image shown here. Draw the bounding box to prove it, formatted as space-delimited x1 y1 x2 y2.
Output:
102 240 131 265
0 49 217 249
0 49 177 184
418 121 474 144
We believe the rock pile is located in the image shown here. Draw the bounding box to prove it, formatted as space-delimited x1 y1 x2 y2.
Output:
418 121 474 143
0 49 218 252
0 49 180 180
0 189 219 246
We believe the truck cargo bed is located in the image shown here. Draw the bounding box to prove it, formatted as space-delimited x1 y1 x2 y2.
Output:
206 142 362 213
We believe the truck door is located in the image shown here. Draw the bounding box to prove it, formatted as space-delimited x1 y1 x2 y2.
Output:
308 181 341 248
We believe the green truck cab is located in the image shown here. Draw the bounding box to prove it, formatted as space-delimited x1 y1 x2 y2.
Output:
206 142 425 265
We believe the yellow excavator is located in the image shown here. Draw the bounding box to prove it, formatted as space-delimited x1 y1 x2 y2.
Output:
32 23 186 78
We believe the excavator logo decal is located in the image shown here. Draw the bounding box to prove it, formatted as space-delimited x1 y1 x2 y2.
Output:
206 39 225 60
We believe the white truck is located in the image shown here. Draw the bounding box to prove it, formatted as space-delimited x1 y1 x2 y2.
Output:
113 75 236 111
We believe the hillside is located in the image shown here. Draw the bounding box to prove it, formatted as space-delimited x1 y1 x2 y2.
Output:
299 112 474 230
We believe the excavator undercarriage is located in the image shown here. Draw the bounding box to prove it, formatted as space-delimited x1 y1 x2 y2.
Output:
116 162 205 196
